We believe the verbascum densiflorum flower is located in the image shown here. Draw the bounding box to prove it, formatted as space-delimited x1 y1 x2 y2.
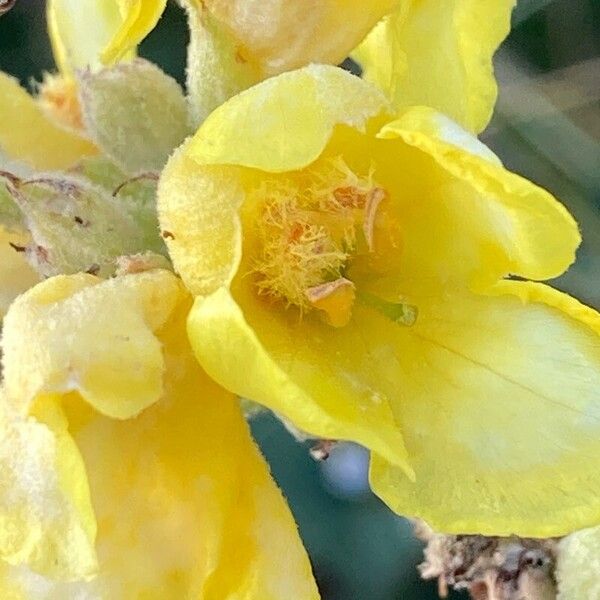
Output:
353 0 516 134
158 64 600 537
0 269 318 599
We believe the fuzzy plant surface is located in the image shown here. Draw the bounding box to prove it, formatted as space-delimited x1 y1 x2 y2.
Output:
0 1 599 599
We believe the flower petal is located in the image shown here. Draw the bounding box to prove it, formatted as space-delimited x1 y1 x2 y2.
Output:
0 392 319 597
0 399 97 580
1 270 182 420
374 107 580 286
158 146 244 297
69 359 318 597
0 277 318 597
353 0 516 133
370 280 600 536
101 0 167 65
185 64 391 173
187 285 413 476
0 228 39 319
0 73 96 170
47 0 135 76
200 0 397 77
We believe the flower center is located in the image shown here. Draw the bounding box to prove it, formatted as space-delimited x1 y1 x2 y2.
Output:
253 158 411 327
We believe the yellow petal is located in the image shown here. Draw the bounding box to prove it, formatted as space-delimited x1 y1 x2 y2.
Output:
1 270 182 420
47 0 135 77
185 64 391 173
370 280 600 537
187 286 413 476
200 0 397 77
0 399 97 580
375 106 580 286
354 0 516 133
0 276 318 597
101 0 168 65
0 73 96 170
0 228 39 319
70 352 317 598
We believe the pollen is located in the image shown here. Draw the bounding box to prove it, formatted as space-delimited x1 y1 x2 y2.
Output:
252 157 388 324
37 73 84 132
254 190 349 309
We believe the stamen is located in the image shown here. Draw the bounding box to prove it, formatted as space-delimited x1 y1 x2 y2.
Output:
305 277 355 328
252 157 405 326
254 195 348 309
362 187 386 252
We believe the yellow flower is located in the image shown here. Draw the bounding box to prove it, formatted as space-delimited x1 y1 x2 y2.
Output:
0 270 318 599
353 0 516 133
158 65 600 537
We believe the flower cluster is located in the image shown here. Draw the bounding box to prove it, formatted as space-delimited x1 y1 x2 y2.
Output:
0 1 598 598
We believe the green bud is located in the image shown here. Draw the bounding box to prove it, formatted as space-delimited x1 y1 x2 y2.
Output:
78 59 190 174
69 155 128 190
5 173 151 277
112 174 166 255
70 157 166 256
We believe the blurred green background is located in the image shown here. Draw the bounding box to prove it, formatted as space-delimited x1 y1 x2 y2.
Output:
0 1 598 598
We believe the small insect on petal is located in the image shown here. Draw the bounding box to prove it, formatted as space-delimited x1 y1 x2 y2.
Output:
0 0 16 16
